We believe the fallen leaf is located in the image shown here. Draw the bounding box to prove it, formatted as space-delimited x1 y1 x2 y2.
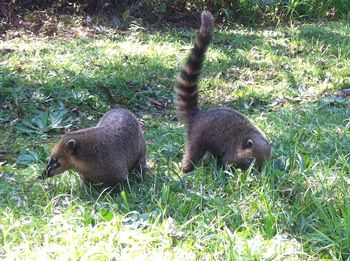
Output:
164 217 185 239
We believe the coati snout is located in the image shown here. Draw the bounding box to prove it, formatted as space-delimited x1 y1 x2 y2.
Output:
38 139 76 179
39 158 59 179
39 109 146 188
175 11 272 172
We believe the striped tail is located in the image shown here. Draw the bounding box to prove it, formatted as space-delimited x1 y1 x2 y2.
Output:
174 11 214 126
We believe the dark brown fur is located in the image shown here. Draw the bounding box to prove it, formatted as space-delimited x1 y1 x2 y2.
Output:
40 109 146 188
175 11 271 172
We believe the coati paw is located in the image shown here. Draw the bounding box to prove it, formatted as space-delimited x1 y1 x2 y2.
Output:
182 163 194 173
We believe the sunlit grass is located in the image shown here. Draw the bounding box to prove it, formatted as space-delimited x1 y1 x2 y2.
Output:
1 20 350 259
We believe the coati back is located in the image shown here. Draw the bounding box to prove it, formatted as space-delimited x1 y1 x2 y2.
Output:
175 11 271 172
39 109 146 188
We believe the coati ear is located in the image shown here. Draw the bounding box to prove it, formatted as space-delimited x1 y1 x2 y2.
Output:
65 139 76 153
243 139 254 150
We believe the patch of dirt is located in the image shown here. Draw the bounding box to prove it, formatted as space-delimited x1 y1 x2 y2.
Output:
0 7 202 41
1 11 127 40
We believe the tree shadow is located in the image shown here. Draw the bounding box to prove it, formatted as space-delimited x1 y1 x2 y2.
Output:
297 23 350 47
1 22 350 246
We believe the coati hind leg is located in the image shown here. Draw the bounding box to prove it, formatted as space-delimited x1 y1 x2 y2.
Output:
182 141 206 173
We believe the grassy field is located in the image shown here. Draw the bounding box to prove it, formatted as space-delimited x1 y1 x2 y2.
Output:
1 19 350 260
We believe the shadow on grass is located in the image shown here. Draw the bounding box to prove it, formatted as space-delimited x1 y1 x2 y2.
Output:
297 23 350 47
1 21 350 257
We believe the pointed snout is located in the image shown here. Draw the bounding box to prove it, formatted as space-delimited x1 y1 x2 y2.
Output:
38 158 58 180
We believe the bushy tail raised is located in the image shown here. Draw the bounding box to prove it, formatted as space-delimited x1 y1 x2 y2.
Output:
174 11 214 126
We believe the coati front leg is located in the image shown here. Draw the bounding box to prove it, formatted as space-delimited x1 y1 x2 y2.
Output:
182 141 206 173
133 152 147 178
103 166 129 188
79 174 92 186
221 150 236 166
221 147 255 170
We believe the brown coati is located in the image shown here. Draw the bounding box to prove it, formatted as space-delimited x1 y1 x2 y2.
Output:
39 109 146 188
175 11 272 173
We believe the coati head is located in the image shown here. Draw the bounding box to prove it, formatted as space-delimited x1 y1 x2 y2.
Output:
233 132 272 170
38 138 76 179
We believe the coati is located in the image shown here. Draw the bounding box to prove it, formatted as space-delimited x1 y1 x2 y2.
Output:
174 11 272 172
39 109 146 188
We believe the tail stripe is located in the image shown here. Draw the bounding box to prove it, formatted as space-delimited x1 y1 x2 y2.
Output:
174 11 214 125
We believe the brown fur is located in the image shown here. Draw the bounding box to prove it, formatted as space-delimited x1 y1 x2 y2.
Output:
40 109 146 188
175 11 271 172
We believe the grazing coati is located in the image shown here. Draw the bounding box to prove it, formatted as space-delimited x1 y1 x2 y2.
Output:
39 109 146 188
175 11 272 172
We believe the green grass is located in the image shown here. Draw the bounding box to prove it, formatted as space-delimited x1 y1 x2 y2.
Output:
1 20 350 260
